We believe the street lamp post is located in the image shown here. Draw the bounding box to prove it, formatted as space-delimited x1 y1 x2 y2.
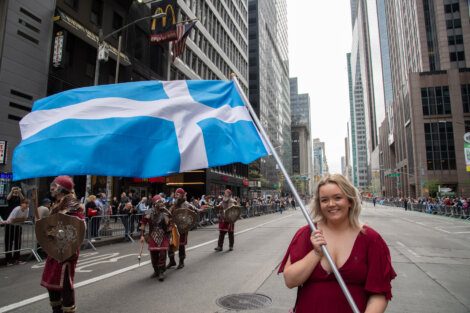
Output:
85 12 166 199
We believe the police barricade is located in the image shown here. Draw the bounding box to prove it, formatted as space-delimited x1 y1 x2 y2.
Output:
86 213 144 244
462 206 470 220
1 220 42 263
378 200 469 220
198 207 215 226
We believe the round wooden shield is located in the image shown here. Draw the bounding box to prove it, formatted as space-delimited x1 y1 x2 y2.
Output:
172 208 198 233
224 205 241 223
35 213 85 262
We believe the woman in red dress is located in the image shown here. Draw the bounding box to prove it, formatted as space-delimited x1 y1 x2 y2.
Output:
279 174 396 313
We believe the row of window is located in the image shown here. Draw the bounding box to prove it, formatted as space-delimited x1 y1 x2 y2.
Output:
419 84 470 115
444 2 466 64
188 50 218 80
185 1 247 78
421 86 451 115
424 122 456 170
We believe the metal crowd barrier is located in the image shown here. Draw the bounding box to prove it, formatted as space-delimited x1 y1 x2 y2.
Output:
2 206 298 264
370 199 470 220
1 220 42 263
86 213 144 244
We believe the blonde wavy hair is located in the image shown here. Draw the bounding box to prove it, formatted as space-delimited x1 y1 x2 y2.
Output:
311 174 362 229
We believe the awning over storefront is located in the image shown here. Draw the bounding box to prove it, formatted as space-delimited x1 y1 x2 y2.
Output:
53 9 131 66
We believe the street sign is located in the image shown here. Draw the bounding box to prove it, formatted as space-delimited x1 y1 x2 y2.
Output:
464 132 470 172
386 173 400 177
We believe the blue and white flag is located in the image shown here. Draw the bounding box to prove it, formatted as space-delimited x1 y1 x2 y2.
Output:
13 80 270 180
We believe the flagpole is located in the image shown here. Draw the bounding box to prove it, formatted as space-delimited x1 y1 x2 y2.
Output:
231 74 360 313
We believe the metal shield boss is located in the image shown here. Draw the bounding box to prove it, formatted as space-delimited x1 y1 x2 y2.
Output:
224 205 241 223
172 208 197 233
35 213 85 262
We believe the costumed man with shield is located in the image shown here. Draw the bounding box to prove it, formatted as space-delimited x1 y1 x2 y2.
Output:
166 188 198 269
214 189 240 252
140 195 171 281
36 176 85 313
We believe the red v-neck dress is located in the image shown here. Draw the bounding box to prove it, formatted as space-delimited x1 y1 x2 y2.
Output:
278 225 396 313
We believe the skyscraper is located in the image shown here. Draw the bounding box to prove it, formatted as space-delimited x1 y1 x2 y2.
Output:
313 138 329 185
382 0 470 197
290 77 313 195
349 0 388 192
248 0 290 192
171 0 251 197
349 23 369 190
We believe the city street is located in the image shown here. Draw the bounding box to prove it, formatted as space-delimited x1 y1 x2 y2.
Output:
1 203 470 313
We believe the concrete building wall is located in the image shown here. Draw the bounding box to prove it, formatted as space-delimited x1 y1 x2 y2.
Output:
0 0 56 174
382 0 470 197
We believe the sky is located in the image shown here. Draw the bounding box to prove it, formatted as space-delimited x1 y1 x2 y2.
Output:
287 1 353 174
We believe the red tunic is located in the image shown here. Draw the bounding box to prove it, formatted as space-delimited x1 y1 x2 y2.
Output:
218 221 235 232
278 225 396 313
218 198 236 232
141 210 170 251
41 211 84 291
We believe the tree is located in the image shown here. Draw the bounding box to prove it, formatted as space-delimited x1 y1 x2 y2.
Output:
423 179 439 197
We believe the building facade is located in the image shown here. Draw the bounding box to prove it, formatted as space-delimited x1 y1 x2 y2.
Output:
351 0 385 193
381 0 470 198
0 0 252 203
0 0 57 205
248 0 290 194
312 138 329 185
290 77 313 195
347 53 359 186
349 26 369 190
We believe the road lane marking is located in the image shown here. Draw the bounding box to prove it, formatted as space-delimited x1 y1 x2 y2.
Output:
0 212 296 313
76 253 149 272
434 227 451 234
396 241 420 257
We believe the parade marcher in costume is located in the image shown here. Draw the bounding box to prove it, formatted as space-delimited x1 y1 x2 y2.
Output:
140 195 171 281
279 174 396 313
214 189 238 252
41 176 85 313
167 188 198 269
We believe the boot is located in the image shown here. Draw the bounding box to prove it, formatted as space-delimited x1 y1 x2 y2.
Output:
158 267 165 281
177 258 185 269
62 305 76 313
51 304 63 313
151 268 159 278
166 256 176 269
228 232 234 251
49 293 63 313
215 231 225 251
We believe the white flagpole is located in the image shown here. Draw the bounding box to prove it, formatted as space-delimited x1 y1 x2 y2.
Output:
231 75 360 313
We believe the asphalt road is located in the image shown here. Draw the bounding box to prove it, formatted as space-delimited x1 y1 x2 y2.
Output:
1 203 469 313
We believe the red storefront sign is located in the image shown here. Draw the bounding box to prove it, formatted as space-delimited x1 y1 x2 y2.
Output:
132 177 166 183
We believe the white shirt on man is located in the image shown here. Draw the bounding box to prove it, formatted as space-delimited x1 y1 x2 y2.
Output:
6 206 30 223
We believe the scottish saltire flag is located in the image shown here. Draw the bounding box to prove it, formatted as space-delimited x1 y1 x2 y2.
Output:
12 80 270 180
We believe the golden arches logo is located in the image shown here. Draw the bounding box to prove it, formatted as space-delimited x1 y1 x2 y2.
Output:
151 4 176 31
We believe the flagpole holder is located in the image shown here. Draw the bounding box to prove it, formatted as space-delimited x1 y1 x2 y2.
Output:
231 74 360 313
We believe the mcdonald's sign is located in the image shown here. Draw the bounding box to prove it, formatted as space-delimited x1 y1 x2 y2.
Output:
150 0 178 44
